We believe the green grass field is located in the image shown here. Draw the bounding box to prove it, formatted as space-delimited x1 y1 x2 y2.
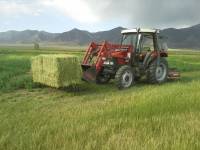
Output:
0 46 199 150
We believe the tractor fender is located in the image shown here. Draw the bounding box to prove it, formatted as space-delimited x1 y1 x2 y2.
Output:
143 52 157 68
147 55 162 68
144 52 166 68
143 52 151 67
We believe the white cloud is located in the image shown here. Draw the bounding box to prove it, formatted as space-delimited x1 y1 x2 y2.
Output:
41 0 100 23
1 0 199 29
0 0 42 16
0 0 101 23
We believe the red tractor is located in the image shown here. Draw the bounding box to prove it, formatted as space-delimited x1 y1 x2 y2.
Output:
81 28 180 89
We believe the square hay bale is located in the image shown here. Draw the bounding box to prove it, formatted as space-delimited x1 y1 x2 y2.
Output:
31 54 82 88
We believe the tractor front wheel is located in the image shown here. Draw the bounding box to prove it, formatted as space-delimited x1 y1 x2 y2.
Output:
115 65 134 89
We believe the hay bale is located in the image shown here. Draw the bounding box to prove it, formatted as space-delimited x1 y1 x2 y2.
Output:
31 54 81 88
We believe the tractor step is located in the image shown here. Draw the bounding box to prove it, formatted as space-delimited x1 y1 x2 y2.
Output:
168 68 180 80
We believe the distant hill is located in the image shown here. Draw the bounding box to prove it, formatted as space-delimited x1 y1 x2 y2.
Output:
56 28 95 45
0 24 200 49
161 24 200 49
54 27 125 45
93 27 125 43
0 30 58 43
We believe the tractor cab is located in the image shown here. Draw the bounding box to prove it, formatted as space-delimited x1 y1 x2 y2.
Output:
121 28 168 56
81 28 180 89
120 29 168 73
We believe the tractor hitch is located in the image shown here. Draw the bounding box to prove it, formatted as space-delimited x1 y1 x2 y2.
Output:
168 68 180 80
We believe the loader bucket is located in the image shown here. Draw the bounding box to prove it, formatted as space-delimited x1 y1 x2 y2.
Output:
81 65 97 82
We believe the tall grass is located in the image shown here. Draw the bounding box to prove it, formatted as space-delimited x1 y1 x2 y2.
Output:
0 55 35 91
0 47 200 150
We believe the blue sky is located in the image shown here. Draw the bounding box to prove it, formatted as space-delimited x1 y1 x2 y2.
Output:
0 0 200 33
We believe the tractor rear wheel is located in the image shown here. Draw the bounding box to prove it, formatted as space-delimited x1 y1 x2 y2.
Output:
147 58 168 84
115 65 134 89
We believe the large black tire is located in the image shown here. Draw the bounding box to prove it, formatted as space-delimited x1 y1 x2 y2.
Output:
147 58 168 84
115 65 134 89
96 74 110 84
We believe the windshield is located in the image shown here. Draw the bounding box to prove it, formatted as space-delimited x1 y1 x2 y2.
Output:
121 33 137 46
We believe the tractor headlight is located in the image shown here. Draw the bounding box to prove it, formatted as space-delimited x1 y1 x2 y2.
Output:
103 60 114 65
127 52 131 58
103 61 110 65
110 61 114 65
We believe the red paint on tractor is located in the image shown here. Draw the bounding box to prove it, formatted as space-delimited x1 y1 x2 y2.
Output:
82 41 133 73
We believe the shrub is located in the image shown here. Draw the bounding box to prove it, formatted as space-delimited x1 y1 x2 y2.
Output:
34 43 40 50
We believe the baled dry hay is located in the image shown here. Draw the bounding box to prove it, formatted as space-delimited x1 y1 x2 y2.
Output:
31 54 81 88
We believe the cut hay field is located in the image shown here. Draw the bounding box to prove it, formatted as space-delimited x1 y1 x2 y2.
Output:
0 46 200 150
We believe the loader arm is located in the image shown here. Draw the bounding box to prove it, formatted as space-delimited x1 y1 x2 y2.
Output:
81 41 133 82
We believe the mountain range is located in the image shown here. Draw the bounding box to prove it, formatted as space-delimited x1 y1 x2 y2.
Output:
0 24 200 49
